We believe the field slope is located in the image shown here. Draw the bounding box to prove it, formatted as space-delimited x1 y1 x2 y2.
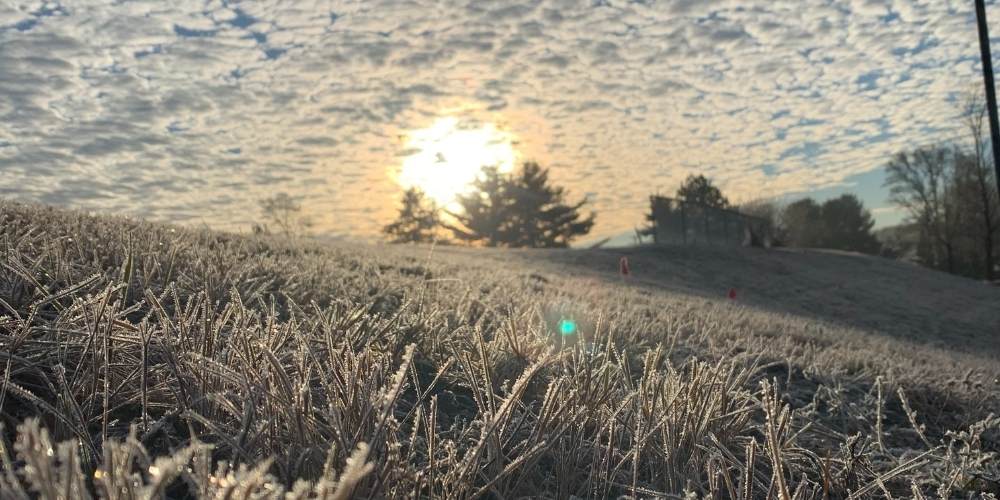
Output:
1 200 998 498
433 242 1000 358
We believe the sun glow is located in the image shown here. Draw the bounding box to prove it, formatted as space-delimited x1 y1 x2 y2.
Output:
397 117 518 206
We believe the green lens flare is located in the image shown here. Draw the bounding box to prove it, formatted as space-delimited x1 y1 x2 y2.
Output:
559 319 577 336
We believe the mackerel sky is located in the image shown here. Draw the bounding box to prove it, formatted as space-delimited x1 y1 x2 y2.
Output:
1 0 997 239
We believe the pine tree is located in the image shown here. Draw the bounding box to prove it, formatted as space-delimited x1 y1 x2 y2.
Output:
781 198 824 248
445 166 513 247
637 195 659 241
447 162 595 248
505 162 595 247
676 174 730 208
383 188 440 243
780 195 882 254
819 194 881 254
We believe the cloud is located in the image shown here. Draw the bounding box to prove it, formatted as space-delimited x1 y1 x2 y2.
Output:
0 0 993 238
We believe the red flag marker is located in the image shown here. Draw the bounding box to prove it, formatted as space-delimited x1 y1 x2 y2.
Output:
619 256 631 277
727 288 737 300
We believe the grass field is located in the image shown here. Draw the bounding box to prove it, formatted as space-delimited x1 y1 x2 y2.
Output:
1 199 998 499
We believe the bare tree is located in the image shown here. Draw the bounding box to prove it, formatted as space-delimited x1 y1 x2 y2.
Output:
738 197 785 244
884 93 1000 279
884 147 960 272
959 90 1000 280
259 193 311 237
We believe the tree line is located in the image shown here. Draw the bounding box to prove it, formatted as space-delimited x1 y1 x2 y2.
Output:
252 162 596 248
654 91 999 282
642 175 884 255
383 162 596 248
270 92 998 282
879 91 999 280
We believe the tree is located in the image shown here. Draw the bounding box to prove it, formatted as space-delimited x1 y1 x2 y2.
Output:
875 223 919 259
383 187 441 244
781 198 824 248
445 165 513 247
505 162 596 247
880 91 1000 280
884 147 960 272
637 206 657 241
259 193 311 236
957 90 1000 280
447 162 595 248
636 176 730 244
779 195 881 254
636 194 660 241
738 198 785 245
676 174 730 208
818 194 881 254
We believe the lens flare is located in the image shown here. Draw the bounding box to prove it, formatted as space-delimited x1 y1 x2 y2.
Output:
559 319 577 336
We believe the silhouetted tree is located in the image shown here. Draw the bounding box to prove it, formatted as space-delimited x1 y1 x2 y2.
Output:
637 177 729 243
819 194 881 254
506 162 596 247
780 195 881 254
876 223 919 259
880 91 1000 280
447 162 595 248
781 198 824 248
445 165 512 247
738 198 785 245
884 147 960 272
957 90 1000 280
383 187 440 244
634 192 663 242
637 207 657 240
676 174 730 208
953 150 1000 278
259 193 311 236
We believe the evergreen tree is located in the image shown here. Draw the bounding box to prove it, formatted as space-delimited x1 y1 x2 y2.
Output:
676 174 730 208
781 198 824 248
447 162 595 248
505 162 596 247
819 194 881 254
780 195 881 254
637 203 657 240
383 187 440 243
445 166 513 247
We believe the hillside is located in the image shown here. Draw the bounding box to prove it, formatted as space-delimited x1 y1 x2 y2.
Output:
424 242 1000 358
1 200 998 498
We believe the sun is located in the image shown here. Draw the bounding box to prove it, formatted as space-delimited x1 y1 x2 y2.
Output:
397 117 517 206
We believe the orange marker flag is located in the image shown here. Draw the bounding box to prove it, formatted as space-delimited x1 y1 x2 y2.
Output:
728 288 737 300
619 256 631 277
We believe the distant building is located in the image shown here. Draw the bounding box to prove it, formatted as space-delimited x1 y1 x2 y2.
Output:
648 196 772 248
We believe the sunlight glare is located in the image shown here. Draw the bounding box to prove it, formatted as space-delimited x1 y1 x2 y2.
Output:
398 117 517 206
559 319 577 336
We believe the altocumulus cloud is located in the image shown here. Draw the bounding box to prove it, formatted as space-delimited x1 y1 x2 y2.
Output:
0 0 996 237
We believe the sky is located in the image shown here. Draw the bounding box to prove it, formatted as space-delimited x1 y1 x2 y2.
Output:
1 0 997 241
